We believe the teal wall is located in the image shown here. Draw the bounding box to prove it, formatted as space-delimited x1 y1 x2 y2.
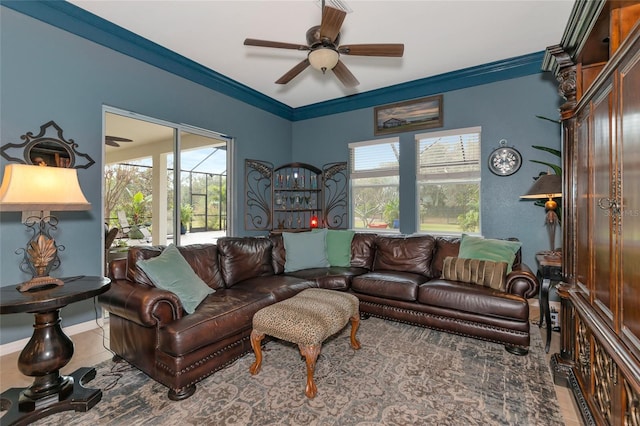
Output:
291 73 562 271
0 7 292 344
0 4 561 346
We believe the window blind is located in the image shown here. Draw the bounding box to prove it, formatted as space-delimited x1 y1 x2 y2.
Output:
416 129 480 181
349 137 400 178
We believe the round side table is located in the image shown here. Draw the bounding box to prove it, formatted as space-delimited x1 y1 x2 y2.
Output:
0 276 110 426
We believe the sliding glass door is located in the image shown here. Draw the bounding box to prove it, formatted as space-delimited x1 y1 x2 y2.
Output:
103 108 230 269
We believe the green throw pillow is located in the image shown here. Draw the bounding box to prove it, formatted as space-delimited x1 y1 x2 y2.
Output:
458 234 521 273
313 229 355 267
137 244 215 314
283 229 330 272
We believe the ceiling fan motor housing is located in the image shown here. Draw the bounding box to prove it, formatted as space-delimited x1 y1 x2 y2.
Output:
306 25 340 46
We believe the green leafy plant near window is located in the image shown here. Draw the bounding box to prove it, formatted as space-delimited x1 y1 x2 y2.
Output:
124 190 152 239
383 199 399 228
180 203 194 233
531 116 563 222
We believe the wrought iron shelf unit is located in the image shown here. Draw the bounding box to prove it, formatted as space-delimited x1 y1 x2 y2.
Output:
245 160 348 232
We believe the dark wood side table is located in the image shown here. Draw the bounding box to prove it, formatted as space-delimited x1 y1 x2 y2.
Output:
535 254 562 353
0 276 110 426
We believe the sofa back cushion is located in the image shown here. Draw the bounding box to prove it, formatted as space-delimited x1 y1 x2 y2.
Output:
126 244 224 290
373 235 436 277
431 236 462 279
351 233 376 269
217 237 274 287
269 233 286 274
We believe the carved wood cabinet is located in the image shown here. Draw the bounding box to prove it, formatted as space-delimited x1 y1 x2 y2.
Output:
244 160 348 232
543 1 640 424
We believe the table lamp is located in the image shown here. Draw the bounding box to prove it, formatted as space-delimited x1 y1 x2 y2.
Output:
520 173 562 256
0 164 91 292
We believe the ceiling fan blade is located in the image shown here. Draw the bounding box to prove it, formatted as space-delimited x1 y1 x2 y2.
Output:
275 59 311 84
105 140 120 147
244 38 309 51
338 43 405 57
105 136 133 142
319 6 346 42
332 60 359 87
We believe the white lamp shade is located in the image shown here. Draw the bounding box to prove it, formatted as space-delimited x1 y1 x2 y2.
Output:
308 48 340 71
0 164 91 212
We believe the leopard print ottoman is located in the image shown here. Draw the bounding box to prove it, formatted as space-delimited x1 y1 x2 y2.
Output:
249 288 361 398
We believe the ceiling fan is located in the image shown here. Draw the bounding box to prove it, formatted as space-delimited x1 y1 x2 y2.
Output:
243 3 404 88
105 135 133 147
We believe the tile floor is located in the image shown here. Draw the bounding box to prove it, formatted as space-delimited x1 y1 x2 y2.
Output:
0 303 583 425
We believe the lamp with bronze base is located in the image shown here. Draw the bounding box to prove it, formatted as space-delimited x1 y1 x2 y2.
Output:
520 173 562 259
0 164 91 292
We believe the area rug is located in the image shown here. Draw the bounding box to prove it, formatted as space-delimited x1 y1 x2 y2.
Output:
33 318 564 425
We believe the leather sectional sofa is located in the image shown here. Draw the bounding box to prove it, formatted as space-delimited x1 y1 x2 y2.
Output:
100 233 538 400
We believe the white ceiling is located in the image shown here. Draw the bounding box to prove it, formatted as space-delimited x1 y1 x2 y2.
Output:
69 0 574 109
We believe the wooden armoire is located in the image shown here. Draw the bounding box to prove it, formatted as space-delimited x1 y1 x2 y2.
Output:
543 1 640 424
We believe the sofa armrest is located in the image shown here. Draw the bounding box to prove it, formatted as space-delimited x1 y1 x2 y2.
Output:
505 263 539 299
98 278 184 327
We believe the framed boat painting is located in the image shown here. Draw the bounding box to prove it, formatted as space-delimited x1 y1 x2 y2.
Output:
374 95 443 135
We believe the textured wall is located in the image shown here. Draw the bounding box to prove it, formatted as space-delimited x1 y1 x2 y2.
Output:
291 73 562 271
0 7 292 344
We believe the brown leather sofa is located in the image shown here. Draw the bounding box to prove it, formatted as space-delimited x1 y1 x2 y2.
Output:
100 233 538 400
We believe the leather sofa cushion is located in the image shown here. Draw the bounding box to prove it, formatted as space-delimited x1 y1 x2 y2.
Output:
287 266 369 290
158 288 275 356
217 237 274 287
352 271 429 302
231 275 316 301
441 256 507 291
431 237 461 279
351 233 376 269
373 235 436 276
126 244 224 290
269 233 286 275
418 279 528 320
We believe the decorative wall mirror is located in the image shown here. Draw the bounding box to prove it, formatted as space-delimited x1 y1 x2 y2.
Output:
0 120 95 169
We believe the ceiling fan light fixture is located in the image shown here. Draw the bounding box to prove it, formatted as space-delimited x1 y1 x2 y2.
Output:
308 47 339 73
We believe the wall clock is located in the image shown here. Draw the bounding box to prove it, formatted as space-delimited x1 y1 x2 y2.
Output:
488 140 522 176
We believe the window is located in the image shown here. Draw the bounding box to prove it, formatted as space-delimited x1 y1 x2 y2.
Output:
349 137 400 231
416 127 481 234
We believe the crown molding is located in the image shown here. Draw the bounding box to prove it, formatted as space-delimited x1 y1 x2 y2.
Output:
3 1 546 122
292 52 545 121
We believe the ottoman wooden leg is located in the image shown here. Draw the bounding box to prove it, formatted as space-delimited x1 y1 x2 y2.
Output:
298 344 321 398
249 329 265 375
349 315 361 350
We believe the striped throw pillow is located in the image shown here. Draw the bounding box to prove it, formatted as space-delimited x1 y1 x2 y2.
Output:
441 256 508 291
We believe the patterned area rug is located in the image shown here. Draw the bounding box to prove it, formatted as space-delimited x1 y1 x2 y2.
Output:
33 318 563 425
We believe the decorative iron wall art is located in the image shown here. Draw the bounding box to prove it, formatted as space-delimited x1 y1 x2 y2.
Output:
244 159 348 232
244 159 273 231
322 162 348 229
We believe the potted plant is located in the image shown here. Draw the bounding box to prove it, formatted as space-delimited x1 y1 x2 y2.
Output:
180 203 194 234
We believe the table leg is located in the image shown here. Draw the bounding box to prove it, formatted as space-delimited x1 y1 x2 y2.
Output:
539 277 552 353
0 309 102 425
